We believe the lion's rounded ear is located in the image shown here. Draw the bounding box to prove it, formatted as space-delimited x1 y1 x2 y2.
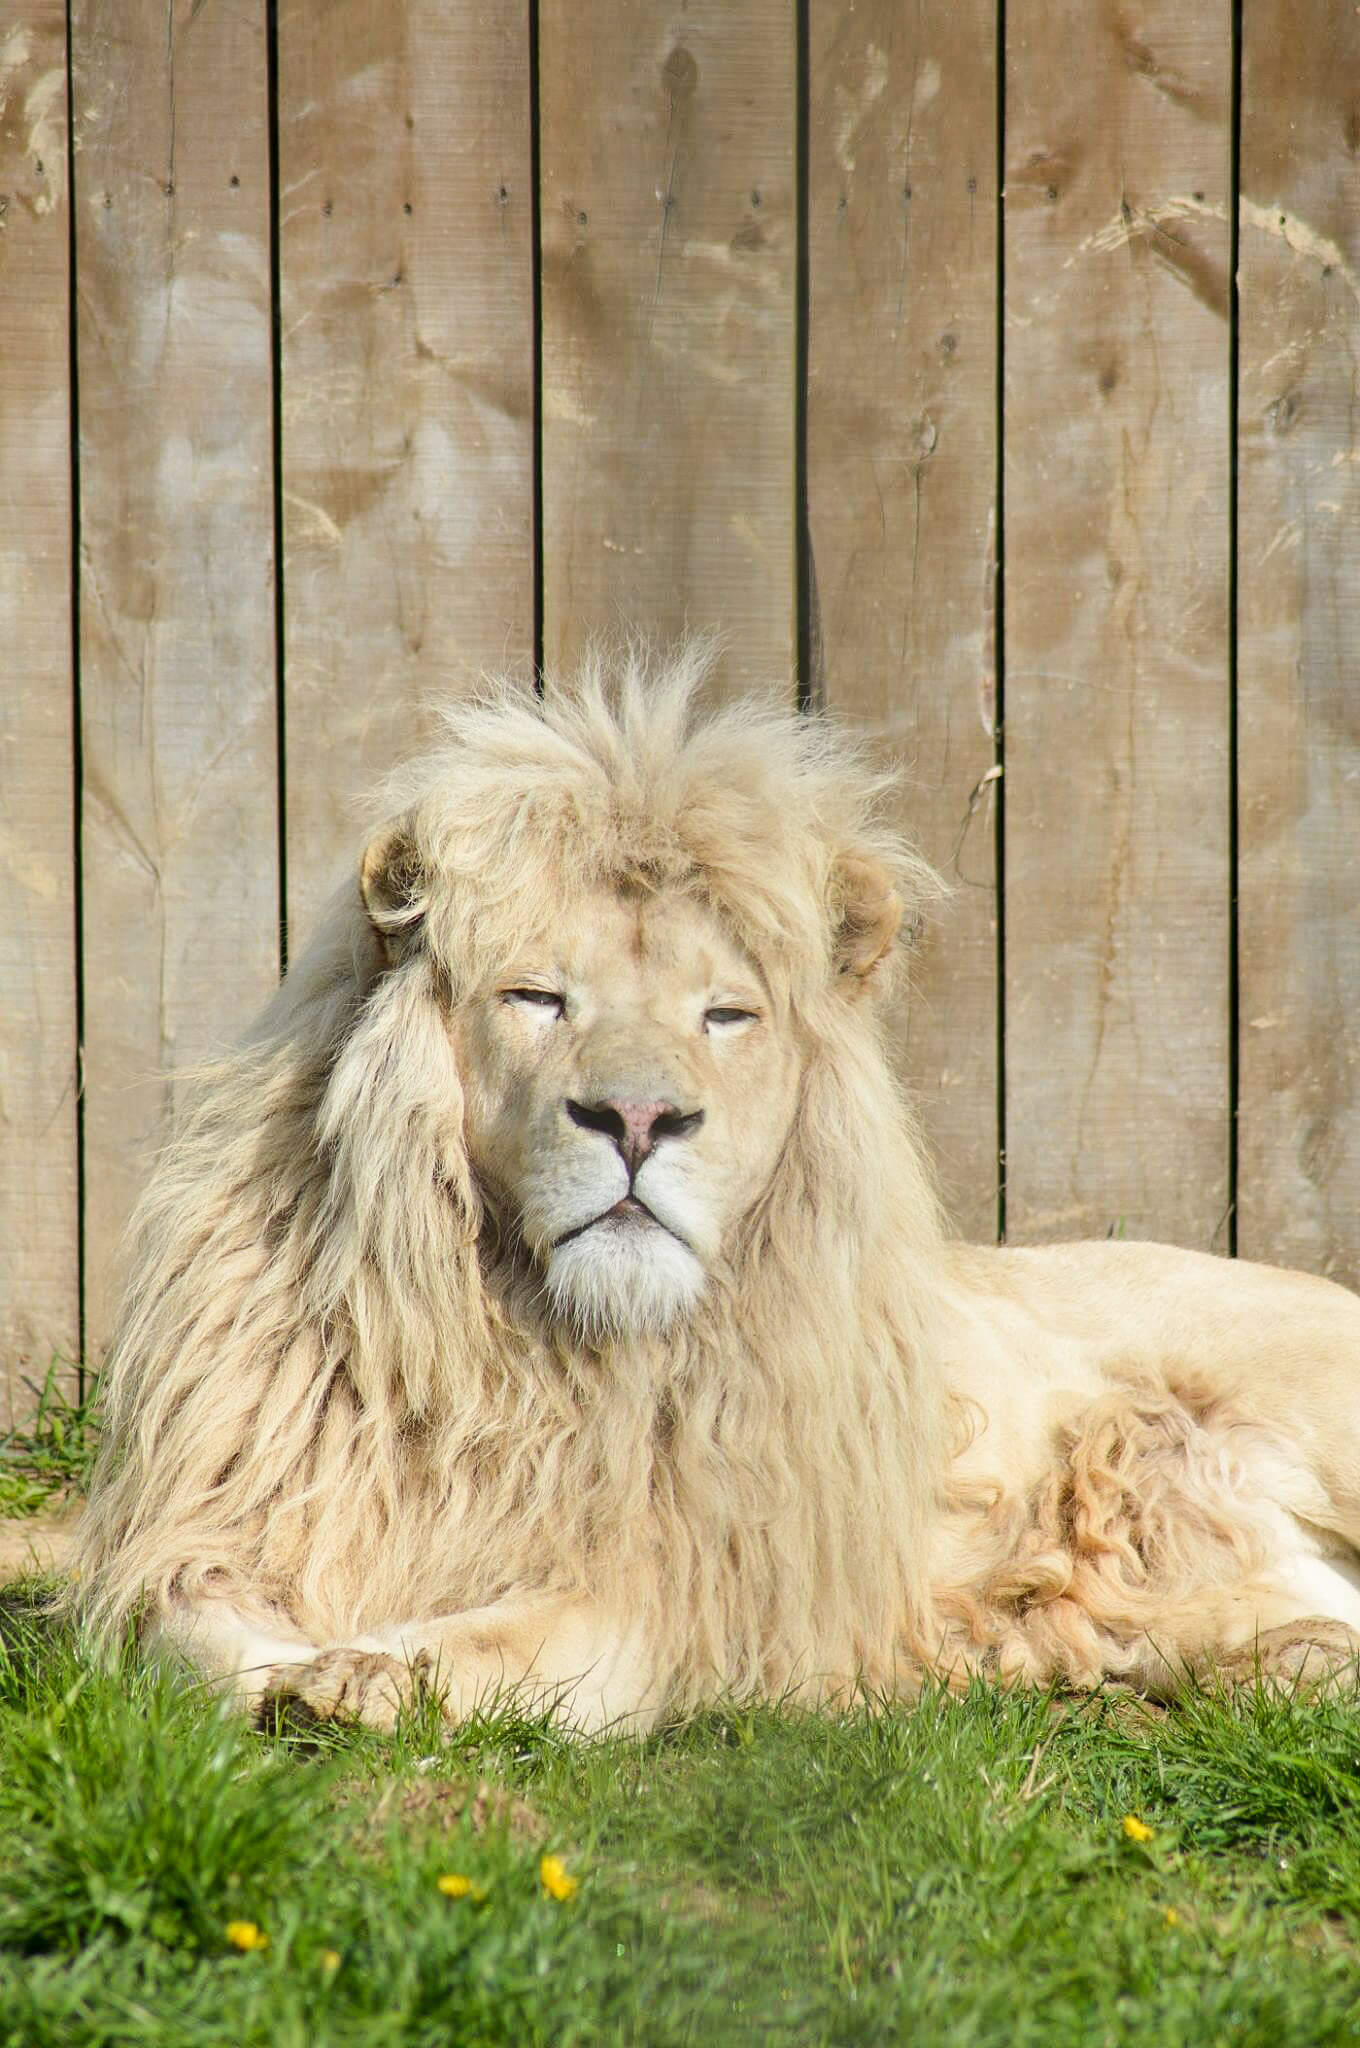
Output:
831 852 903 994
360 820 428 960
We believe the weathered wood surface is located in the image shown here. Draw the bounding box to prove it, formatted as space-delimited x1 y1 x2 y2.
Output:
808 0 999 1240
1236 0 1360 1288
73 0 280 1349
10 0 1360 1395
1002 3 1231 1247
277 0 535 942
0 7 79 1416
539 0 795 693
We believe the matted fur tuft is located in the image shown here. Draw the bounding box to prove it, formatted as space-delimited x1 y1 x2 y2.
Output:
75 645 953 1710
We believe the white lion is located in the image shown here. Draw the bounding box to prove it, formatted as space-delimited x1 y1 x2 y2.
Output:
75 647 1360 1730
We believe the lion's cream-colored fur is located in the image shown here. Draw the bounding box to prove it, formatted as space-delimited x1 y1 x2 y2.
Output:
74 648 1360 1725
76 648 949 1718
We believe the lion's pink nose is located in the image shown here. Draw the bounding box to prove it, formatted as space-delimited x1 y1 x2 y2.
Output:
565 1096 704 1172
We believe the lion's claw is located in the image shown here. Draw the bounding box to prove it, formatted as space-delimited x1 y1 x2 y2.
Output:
261 1646 431 1732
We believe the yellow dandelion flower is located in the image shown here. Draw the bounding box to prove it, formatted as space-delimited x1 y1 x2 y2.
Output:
1121 1814 1154 1844
226 1920 269 1952
539 1853 580 1902
437 1872 487 1902
1163 1907 1180 1929
320 1948 342 1972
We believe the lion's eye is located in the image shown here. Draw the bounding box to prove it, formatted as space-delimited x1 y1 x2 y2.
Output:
502 987 564 1017
704 1005 759 1031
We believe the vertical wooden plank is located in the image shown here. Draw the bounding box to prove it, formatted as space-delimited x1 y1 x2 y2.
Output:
0 8 78 1417
278 0 535 940
1003 3 1231 1247
808 0 999 1239
539 1 795 691
73 0 279 1348
1237 2 1360 1287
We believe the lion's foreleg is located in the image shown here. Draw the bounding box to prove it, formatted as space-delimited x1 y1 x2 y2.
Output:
142 1589 321 1713
344 1593 658 1734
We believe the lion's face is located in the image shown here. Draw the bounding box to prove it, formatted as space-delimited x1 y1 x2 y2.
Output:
452 885 802 1336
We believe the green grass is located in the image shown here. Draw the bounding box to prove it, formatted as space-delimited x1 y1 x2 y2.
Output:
0 1365 99 1518
1 1589 1359 2046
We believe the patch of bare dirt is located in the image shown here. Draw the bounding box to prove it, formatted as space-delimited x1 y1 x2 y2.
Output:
0 1508 78 1582
355 1774 548 1847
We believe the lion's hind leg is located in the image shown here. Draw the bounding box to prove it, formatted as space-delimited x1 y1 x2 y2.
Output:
1198 1617 1360 1696
1159 1553 1360 1696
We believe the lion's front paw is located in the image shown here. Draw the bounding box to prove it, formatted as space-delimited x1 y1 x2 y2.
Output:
262 1646 430 1732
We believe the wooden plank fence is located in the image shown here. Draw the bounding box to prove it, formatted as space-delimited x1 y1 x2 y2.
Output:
1 0 1357 1421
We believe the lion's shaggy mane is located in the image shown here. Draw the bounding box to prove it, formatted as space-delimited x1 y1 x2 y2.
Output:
77 649 953 1710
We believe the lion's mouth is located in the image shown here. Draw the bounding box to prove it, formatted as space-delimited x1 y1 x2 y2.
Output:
554 1195 674 1249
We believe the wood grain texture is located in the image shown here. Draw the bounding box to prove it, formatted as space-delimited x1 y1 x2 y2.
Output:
0 8 78 1415
278 0 535 941
73 0 279 1349
539 0 795 692
1236 0 1360 1287
808 0 999 1240
1002 2 1231 1247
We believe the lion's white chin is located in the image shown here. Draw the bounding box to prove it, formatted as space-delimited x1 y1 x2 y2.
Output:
545 1221 706 1339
